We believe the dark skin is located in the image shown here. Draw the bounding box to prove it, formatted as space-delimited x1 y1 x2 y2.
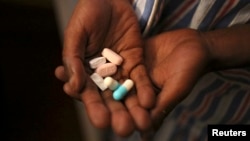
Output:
55 0 155 137
143 29 211 134
55 0 250 138
142 25 250 139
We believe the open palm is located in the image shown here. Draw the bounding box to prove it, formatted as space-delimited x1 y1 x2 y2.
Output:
55 0 155 136
144 29 211 129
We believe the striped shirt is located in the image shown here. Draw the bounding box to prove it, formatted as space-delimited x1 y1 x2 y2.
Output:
113 0 250 141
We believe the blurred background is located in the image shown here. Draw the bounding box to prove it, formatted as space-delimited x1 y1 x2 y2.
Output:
0 0 106 140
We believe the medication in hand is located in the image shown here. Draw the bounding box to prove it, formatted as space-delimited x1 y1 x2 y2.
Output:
95 63 117 77
104 77 120 91
113 79 134 101
89 48 134 101
102 48 123 65
89 56 106 69
90 73 107 91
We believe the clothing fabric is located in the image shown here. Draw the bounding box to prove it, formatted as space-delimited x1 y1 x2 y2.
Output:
113 0 250 141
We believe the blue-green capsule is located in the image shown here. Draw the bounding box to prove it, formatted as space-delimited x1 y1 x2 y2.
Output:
113 79 134 101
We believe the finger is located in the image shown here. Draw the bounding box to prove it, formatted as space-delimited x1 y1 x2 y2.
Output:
150 83 176 130
124 92 152 132
55 66 68 82
62 58 86 99
102 90 135 137
63 83 81 100
130 64 156 109
54 65 82 100
60 0 111 130
120 48 156 109
62 2 89 95
80 76 111 128
150 78 188 129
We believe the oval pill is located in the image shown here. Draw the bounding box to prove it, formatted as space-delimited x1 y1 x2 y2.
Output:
113 79 134 101
102 48 123 65
104 77 120 90
90 73 107 91
95 63 117 77
89 57 106 69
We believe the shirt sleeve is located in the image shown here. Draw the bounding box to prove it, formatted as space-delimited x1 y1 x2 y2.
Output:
132 0 166 35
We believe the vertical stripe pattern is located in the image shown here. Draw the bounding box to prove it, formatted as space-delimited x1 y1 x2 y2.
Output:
112 0 250 141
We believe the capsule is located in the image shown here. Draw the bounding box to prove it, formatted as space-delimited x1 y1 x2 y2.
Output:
104 77 120 91
113 79 134 101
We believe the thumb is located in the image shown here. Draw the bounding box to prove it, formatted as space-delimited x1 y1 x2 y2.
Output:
55 65 68 82
62 57 86 99
61 9 89 98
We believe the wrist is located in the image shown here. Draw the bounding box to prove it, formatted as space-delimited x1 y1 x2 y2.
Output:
202 24 250 71
198 31 217 72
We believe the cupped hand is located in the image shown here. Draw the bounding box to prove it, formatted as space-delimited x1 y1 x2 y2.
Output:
144 29 212 131
54 0 155 136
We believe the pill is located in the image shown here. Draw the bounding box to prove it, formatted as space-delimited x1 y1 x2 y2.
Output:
90 73 107 91
89 57 106 69
95 63 117 77
101 48 123 65
104 77 120 91
113 79 134 101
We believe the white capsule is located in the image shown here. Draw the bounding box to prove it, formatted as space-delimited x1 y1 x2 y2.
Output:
101 48 123 65
89 57 106 69
113 79 134 101
95 63 117 77
104 77 120 91
90 73 107 91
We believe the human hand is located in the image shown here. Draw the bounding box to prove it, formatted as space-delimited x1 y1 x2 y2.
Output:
54 0 155 136
144 29 211 130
